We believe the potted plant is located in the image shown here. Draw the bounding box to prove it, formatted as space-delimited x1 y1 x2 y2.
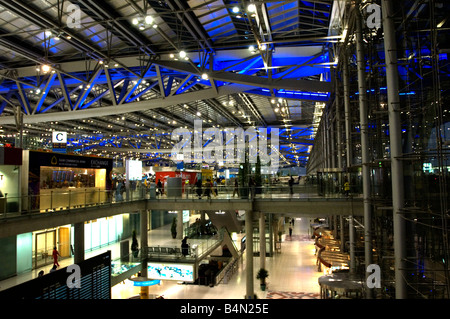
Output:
256 268 269 291
171 216 177 239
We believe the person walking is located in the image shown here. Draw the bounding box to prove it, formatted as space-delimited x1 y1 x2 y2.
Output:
249 177 255 199
52 247 60 268
181 236 189 257
289 176 294 195
289 226 293 237
157 179 163 197
344 177 350 197
233 179 239 197
213 179 218 197
196 179 203 199
205 179 212 199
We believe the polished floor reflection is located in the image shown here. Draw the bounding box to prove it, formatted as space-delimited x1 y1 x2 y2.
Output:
111 217 322 299
0 216 322 299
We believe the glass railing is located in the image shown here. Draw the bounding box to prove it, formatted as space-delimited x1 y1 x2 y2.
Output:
144 230 224 262
150 184 357 200
0 188 149 219
111 252 142 277
0 184 360 220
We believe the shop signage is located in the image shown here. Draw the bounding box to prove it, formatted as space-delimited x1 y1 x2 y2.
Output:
30 151 112 170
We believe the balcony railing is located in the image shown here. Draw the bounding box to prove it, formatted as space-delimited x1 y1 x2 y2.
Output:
0 184 357 220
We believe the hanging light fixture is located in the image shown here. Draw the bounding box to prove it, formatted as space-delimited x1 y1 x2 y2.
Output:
41 64 51 73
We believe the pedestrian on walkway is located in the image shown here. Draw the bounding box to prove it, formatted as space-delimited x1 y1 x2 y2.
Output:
196 179 202 199
289 226 293 237
233 179 239 197
344 177 350 197
289 176 294 195
249 177 255 199
181 236 189 256
52 247 60 267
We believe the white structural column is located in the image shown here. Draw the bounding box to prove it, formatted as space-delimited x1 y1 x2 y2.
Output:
382 0 407 299
355 4 373 285
74 222 85 264
259 212 266 270
140 209 149 299
246 210 254 298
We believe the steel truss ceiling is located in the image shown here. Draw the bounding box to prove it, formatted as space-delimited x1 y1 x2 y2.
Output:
0 0 337 167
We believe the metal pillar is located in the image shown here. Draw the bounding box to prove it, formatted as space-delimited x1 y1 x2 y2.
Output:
336 75 343 170
349 216 356 273
343 57 352 171
340 215 345 252
245 210 254 298
382 0 407 299
356 4 373 297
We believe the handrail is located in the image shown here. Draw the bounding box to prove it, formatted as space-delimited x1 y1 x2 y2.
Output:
0 185 360 220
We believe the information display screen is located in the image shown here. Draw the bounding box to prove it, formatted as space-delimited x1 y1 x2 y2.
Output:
0 252 111 299
147 262 194 282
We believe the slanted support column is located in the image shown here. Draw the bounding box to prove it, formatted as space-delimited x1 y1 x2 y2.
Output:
74 222 84 264
245 209 254 299
382 0 407 299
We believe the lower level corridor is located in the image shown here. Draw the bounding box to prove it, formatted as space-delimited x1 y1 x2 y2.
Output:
112 217 322 299
0 216 323 299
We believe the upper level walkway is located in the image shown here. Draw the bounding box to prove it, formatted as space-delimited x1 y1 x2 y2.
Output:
0 184 363 239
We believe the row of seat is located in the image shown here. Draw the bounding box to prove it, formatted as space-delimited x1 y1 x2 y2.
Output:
147 246 191 255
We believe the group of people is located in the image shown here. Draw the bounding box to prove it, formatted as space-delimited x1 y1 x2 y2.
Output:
194 178 219 199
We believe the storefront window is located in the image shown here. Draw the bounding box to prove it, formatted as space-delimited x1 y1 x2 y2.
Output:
40 167 98 189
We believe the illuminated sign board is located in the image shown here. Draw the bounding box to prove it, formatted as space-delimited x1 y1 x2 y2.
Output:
52 132 67 153
183 210 190 223
52 132 67 144
147 262 194 282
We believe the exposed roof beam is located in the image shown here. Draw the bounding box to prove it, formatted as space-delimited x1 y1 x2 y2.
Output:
0 83 253 125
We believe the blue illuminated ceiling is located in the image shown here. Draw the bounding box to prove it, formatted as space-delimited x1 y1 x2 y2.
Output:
0 0 337 167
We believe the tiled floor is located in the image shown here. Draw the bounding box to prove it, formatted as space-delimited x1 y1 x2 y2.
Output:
111 216 322 299
0 215 323 299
